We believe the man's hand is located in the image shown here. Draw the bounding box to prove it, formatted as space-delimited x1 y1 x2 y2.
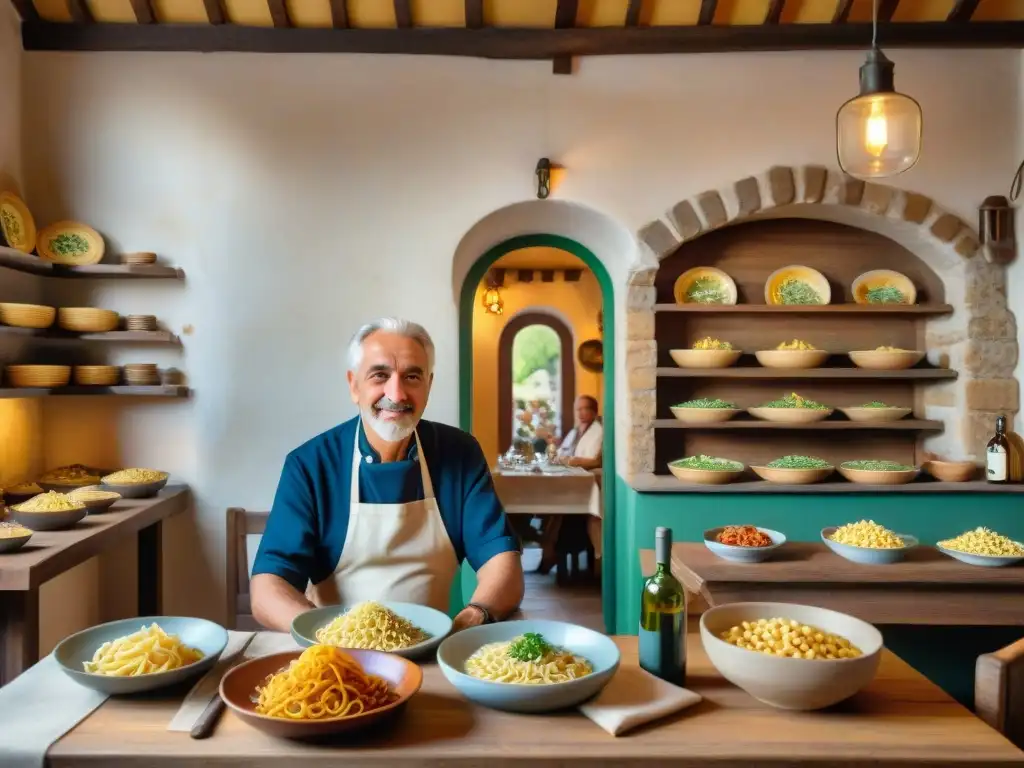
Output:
452 606 487 632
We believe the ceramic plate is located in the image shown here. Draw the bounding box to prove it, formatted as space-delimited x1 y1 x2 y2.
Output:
36 221 105 265
673 267 738 305
935 545 1024 568
0 191 37 254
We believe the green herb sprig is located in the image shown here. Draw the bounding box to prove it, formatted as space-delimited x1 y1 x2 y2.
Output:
672 455 742 471
766 455 832 469
672 397 737 409
757 392 830 410
776 279 822 305
507 632 552 662
686 276 728 304
842 460 914 472
858 401 893 409
865 285 908 304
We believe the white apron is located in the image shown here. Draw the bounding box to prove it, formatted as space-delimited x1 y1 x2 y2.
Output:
306 425 459 613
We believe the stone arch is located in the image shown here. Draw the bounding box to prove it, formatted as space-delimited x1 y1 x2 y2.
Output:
622 165 1018 474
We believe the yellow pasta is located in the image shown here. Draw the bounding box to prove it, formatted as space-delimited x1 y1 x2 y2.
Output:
314 601 430 651
83 623 204 676
254 645 394 720
829 519 905 549
465 632 593 685
719 617 863 660
938 527 1024 557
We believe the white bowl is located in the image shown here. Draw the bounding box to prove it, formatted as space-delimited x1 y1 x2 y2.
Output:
935 545 1024 568
821 526 918 565
703 527 786 563
700 602 882 711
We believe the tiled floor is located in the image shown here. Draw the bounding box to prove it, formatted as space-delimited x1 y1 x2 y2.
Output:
519 546 605 632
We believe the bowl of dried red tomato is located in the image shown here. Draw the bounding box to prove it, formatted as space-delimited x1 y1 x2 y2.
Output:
704 525 786 563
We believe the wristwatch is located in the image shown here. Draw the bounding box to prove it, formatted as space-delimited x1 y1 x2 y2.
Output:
466 602 494 624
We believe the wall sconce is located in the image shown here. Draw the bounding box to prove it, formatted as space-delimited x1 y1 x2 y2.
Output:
535 158 565 199
482 268 505 314
979 195 1016 265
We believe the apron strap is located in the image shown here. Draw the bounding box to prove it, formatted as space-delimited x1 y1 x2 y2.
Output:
351 420 436 503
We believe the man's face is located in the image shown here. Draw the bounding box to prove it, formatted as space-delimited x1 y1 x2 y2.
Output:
575 397 597 427
348 330 432 442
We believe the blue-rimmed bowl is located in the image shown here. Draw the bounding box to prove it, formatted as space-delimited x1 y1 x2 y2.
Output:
54 616 228 694
821 526 918 565
936 544 1024 568
291 601 452 661
436 619 620 713
704 526 787 563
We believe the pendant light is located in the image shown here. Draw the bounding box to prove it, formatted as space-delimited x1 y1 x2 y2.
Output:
836 0 922 179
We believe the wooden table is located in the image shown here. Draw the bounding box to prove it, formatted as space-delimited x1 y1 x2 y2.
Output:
49 635 1024 767
0 486 189 684
639 542 1024 625
491 466 601 518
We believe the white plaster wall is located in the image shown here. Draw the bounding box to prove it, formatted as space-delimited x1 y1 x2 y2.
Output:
18 48 1021 626
1013 51 1024 435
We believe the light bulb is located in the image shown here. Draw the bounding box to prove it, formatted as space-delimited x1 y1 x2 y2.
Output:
864 99 888 158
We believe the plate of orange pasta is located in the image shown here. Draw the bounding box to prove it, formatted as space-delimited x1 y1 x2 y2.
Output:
220 644 423 739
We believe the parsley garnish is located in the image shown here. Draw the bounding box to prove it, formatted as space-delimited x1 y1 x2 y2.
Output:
506 632 551 662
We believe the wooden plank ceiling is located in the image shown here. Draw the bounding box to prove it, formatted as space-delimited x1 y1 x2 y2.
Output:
10 1 1024 70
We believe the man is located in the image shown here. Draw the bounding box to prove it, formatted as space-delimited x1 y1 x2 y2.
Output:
536 395 604 574
250 317 525 633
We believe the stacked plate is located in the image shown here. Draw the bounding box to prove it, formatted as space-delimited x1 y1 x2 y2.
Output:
124 363 160 385
5 365 71 388
125 314 157 332
0 302 56 329
58 307 120 333
74 365 121 386
120 252 157 265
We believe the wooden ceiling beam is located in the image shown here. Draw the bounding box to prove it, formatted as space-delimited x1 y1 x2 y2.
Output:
947 0 980 22
552 0 577 75
10 0 40 22
66 0 93 23
394 0 411 29
203 0 227 24
878 0 899 23
465 0 483 29
267 0 291 28
764 0 784 24
130 0 156 24
21 21 1024 55
832 0 853 23
698 0 717 25
624 0 642 26
329 0 348 28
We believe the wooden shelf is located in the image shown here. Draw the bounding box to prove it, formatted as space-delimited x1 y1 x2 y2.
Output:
654 303 954 315
653 418 943 432
0 385 190 398
0 247 184 279
657 367 957 380
628 474 1024 494
0 326 179 343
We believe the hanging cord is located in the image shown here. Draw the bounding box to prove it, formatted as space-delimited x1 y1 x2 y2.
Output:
872 0 878 48
1011 158 1024 202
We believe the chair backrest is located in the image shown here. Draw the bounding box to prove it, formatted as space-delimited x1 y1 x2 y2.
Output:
975 637 1024 750
225 507 269 631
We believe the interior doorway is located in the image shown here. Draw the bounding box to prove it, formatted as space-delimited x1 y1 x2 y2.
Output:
458 235 615 632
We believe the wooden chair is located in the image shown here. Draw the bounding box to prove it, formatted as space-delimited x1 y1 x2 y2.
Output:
225 507 268 631
975 637 1024 750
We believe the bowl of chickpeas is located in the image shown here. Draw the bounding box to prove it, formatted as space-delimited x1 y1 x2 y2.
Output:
700 601 883 711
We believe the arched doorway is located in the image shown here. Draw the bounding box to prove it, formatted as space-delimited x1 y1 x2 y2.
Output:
498 311 576 457
458 234 617 632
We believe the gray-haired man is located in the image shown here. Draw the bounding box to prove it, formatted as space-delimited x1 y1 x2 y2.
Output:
250 317 524 633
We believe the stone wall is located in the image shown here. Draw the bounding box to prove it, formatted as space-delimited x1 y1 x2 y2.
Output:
623 165 1018 477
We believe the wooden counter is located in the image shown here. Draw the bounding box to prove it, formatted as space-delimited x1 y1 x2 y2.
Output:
49 635 1024 767
0 486 190 684
640 542 1024 625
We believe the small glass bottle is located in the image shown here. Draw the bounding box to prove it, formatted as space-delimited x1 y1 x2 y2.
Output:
987 415 1010 484
639 526 687 686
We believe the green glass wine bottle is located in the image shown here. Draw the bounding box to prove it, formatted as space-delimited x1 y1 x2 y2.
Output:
639 526 687 685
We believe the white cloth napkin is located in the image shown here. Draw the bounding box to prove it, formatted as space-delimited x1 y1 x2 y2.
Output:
167 630 301 731
578 666 703 736
0 654 109 768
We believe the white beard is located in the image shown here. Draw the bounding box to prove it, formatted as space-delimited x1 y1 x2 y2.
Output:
361 404 417 443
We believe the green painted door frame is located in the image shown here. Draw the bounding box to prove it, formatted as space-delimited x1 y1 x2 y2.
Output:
457 234 617 632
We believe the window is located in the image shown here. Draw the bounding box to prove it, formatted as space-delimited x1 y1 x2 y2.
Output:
498 313 574 456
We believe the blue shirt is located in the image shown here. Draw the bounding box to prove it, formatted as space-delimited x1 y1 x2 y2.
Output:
251 416 521 592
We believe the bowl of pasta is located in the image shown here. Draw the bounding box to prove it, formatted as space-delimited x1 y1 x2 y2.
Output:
291 600 453 660
436 619 620 713
53 616 228 694
700 601 883 711
220 645 423 739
